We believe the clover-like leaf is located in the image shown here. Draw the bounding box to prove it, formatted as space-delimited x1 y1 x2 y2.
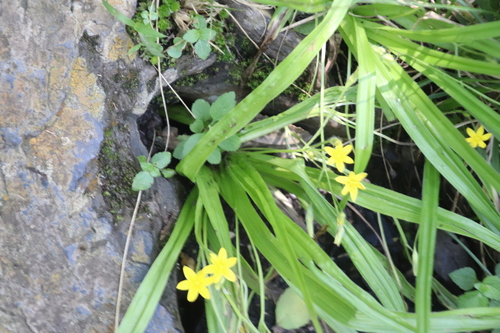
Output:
450 267 477 291
140 161 155 173
199 28 216 41
151 151 171 169
210 91 236 121
457 290 489 308
183 29 200 43
189 118 205 133
167 45 183 58
475 276 500 301
193 15 206 29
179 133 204 159
132 171 154 191
194 40 211 60
276 288 311 329
173 140 186 160
207 147 221 164
192 99 212 122
161 169 176 178
218 134 241 152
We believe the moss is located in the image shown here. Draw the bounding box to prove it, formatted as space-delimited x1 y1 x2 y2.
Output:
98 123 139 223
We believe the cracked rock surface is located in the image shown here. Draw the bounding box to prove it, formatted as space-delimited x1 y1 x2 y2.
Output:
0 0 212 331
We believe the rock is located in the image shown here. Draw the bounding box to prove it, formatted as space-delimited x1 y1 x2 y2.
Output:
0 0 211 331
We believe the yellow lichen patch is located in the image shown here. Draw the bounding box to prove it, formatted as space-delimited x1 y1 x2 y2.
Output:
69 57 105 119
29 57 105 190
108 35 136 62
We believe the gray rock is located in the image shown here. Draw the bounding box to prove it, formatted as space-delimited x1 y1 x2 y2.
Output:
0 0 212 331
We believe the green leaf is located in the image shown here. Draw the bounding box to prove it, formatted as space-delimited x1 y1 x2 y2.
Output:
128 43 142 55
133 22 167 38
192 99 212 122
161 169 175 178
276 288 311 329
183 29 200 43
138 34 165 58
457 290 489 308
189 118 205 133
450 267 478 291
218 135 241 152
101 0 135 27
151 151 171 169
180 133 204 159
176 0 355 179
194 40 211 60
167 44 183 58
137 156 147 163
206 147 221 164
132 171 154 191
193 15 206 29
173 140 186 160
199 28 216 41
210 91 236 121
475 276 500 301
495 263 500 276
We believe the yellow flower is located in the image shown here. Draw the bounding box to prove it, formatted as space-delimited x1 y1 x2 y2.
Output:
335 171 367 202
203 248 238 284
176 266 212 302
325 142 354 173
466 125 492 149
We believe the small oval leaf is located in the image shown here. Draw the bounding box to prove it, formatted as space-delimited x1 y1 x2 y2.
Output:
218 135 241 152
132 171 154 191
276 288 311 330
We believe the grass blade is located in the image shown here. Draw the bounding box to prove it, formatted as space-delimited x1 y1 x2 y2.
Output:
415 160 440 333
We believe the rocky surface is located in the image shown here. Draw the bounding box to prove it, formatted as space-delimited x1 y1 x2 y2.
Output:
0 0 213 331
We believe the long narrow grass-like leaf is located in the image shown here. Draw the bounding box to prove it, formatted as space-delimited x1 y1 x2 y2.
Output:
251 0 330 13
176 0 355 180
415 160 440 333
195 166 233 252
394 56 500 148
217 164 359 324
244 152 500 251
239 86 357 143
118 189 197 333
370 20 500 43
357 43 500 232
350 15 376 173
366 27 500 76
232 153 407 311
225 158 325 332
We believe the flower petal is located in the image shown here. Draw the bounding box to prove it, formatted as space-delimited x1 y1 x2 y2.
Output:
223 269 237 282
199 286 211 300
187 288 199 302
350 187 359 201
225 257 238 268
183 266 196 279
176 280 190 291
218 248 228 260
477 126 484 135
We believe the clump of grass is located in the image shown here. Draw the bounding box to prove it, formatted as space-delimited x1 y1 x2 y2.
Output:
112 0 500 332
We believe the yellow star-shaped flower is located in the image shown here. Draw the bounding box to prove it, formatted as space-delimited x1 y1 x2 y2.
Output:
325 142 354 173
176 266 212 302
466 125 492 149
335 171 367 202
203 248 238 284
